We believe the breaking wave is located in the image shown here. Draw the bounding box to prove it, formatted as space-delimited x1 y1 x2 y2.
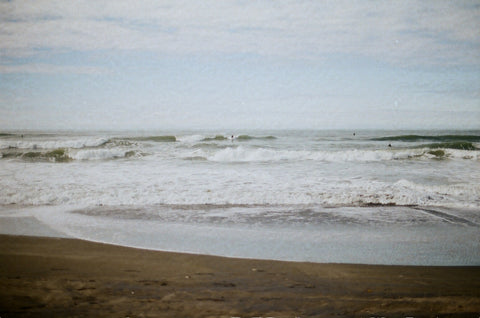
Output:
201 134 277 142
10 148 72 162
202 135 229 141
372 134 480 142
418 142 478 151
0 148 145 162
126 135 177 142
197 146 479 163
2 141 478 163
236 135 276 141
69 149 139 160
0 137 110 150
2 175 478 208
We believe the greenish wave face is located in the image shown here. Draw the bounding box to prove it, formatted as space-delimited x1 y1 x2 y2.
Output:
372 134 480 142
420 142 478 150
129 135 177 142
13 148 72 162
201 135 277 141
125 150 136 157
236 135 276 141
427 150 445 158
202 135 228 141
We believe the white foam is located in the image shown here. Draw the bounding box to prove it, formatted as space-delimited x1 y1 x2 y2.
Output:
208 146 294 162
443 148 480 160
203 146 477 163
1 159 478 207
69 148 127 160
176 134 205 143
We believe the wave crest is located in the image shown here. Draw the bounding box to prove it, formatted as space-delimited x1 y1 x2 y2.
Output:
197 146 479 163
236 135 276 141
202 135 229 141
128 135 177 142
419 141 477 150
1 148 72 162
372 134 480 142
70 149 139 160
0 137 110 150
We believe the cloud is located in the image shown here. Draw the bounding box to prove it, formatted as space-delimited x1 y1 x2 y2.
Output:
0 1 478 131
0 0 478 67
0 63 107 74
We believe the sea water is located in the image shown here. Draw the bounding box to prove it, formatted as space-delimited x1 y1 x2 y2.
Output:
1 130 479 265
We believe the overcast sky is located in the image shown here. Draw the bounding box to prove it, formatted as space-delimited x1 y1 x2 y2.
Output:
1 0 479 131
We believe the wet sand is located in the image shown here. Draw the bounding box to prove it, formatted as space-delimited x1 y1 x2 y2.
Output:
0 234 479 317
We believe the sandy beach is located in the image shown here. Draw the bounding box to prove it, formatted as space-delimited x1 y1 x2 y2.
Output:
0 234 479 317
2 0 480 317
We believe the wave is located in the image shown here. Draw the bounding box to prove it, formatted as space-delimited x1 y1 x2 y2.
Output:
372 134 480 142
0 137 110 150
0 148 146 162
1 148 72 162
195 146 479 163
201 134 277 142
70 149 138 160
207 146 287 162
202 135 229 141
418 141 478 151
2 176 478 209
192 143 232 150
175 135 205 143
3 144 478 163
236 135 276 141
127 135 177 142
224 147 387 162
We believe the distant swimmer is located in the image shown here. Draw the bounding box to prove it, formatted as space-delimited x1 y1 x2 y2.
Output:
388 143 392 148
353 132 356 136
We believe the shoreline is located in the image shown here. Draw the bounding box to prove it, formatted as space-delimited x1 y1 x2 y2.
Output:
2 206 479 266
1 234 479 317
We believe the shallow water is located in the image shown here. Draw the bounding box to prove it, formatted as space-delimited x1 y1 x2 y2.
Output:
1 204 479 265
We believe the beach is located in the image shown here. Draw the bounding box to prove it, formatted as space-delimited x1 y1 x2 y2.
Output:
1 234 479 318
2 0 480 315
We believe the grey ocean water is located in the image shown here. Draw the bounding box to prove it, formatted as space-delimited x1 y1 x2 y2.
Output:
1 130 479 265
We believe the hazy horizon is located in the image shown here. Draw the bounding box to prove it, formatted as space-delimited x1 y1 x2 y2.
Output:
2 128 480 134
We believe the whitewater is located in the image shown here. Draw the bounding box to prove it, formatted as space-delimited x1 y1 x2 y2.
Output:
1 130 479 265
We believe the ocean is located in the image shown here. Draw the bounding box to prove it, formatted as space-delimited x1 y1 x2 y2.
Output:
1 130 479 265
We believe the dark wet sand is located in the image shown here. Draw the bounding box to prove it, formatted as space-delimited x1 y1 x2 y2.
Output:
0 234 479 317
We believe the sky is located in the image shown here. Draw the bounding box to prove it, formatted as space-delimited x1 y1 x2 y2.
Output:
0 0 479 131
